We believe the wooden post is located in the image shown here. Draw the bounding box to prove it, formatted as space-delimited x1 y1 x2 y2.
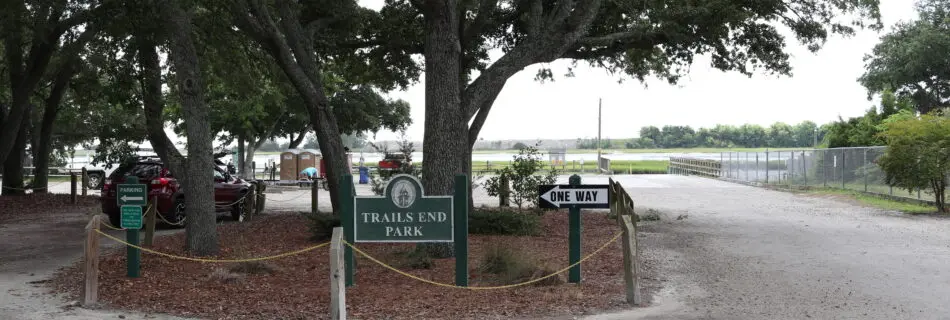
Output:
318 177 329 214
70 173 77 204
608 178 616 219
144 196 157 246
82 215 101 306
81 167 88 196
330 227 346 320
620 215 641 306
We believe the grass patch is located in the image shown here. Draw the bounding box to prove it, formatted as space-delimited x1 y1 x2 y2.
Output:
809 188 937 214
478 243 562 286
469 208 541 236
391 248 435 270
468 160 669 174
304 212 341 241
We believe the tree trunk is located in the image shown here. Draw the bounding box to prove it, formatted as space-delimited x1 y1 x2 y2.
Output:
2 108 31 196
31 59 75 194
164 1 218 256
417 0 465 258
231 0 350 215
243 140 258 180
237 135 246 178
287 127 308 149
30 104 58 195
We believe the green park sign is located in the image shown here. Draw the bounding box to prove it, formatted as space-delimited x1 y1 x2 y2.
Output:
353 175 453 242
117 183 147 207
341 173 469 287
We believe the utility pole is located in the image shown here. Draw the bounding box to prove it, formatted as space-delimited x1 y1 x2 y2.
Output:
597 98 602 167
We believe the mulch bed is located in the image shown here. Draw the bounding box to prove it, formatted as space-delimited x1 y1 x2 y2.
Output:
49 211 653 319
0 193 100 224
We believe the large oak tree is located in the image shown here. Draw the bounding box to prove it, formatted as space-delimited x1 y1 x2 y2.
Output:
364 0 881 196
860 0 950 114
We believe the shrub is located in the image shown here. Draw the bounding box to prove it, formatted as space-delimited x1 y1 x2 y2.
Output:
229 261 280 275
468 209 541 236
392 248 435 269
305 212 341 242
878 113 950 212
483 142 558 211
478 244 562 286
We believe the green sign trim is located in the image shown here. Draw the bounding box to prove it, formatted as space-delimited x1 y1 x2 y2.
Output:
353 174 454 243
120 205 143 229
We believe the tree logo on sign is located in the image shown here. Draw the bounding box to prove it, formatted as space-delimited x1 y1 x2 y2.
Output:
391 180 416 208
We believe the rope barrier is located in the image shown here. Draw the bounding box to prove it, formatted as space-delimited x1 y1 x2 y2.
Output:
343 231 624 290
94 229 330 263
264 191 311 202
213 191 253 208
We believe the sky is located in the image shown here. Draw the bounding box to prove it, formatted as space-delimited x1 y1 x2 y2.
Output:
357 0 919 142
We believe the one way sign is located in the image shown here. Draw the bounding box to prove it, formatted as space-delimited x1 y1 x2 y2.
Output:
538 184 610 209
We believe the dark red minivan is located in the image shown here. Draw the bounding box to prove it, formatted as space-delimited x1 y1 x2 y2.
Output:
101 156 251 228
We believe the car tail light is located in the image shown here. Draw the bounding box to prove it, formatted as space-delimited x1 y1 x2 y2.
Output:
103 179 112 192
151 178 170 186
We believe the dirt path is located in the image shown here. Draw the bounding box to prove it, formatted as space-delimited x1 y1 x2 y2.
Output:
0 206 193 320
593 175 950 320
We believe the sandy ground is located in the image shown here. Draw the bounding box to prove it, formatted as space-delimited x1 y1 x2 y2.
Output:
582 175 950 320
3 174 950 319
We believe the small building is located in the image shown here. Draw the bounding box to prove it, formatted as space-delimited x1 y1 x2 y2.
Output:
548 148 567 166
297 149 320 176
279 149 300 181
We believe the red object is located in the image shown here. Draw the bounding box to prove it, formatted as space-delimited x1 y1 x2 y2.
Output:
100 159 250 226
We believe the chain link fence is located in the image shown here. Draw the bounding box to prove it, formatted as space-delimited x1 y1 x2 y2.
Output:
719 146 939 202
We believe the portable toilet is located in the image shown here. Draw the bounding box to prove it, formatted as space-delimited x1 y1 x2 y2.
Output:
279 150 300 180
297 149 319 176
548 148 567 167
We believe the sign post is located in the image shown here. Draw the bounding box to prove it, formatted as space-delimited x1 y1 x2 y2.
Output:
117 176 147 278
538 175 610 283
341 173 468 286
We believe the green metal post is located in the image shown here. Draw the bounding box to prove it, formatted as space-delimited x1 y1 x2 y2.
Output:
126 176 141 278
453 174 469 286
339 174 355 287
568 174 582 283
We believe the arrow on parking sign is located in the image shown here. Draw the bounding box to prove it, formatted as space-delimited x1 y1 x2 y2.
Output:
121 195 144 202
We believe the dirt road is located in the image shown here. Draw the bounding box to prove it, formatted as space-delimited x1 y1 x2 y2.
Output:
0 204 192 320
589 175 950 320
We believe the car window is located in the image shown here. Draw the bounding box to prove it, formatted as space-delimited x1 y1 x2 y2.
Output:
214 168 226 180
110 162 162 180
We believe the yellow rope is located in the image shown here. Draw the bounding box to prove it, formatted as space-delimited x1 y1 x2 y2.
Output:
94 229 330 263
343 231 624 290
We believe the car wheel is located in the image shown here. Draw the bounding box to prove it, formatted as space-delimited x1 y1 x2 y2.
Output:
230 195 246 222
168 197 186 227
86 173 104 190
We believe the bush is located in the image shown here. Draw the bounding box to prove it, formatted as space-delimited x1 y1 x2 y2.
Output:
392 248 435 270
483 142 558 211
469 209 541 236
305 212 341 242
478 244 563 286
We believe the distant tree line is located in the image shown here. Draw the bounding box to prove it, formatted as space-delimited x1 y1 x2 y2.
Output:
620 121 820 149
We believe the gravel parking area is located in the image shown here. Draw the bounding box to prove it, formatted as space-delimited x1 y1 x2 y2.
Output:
592 174 950 320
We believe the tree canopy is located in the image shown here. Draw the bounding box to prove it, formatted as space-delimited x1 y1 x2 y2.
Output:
860 0 950 114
